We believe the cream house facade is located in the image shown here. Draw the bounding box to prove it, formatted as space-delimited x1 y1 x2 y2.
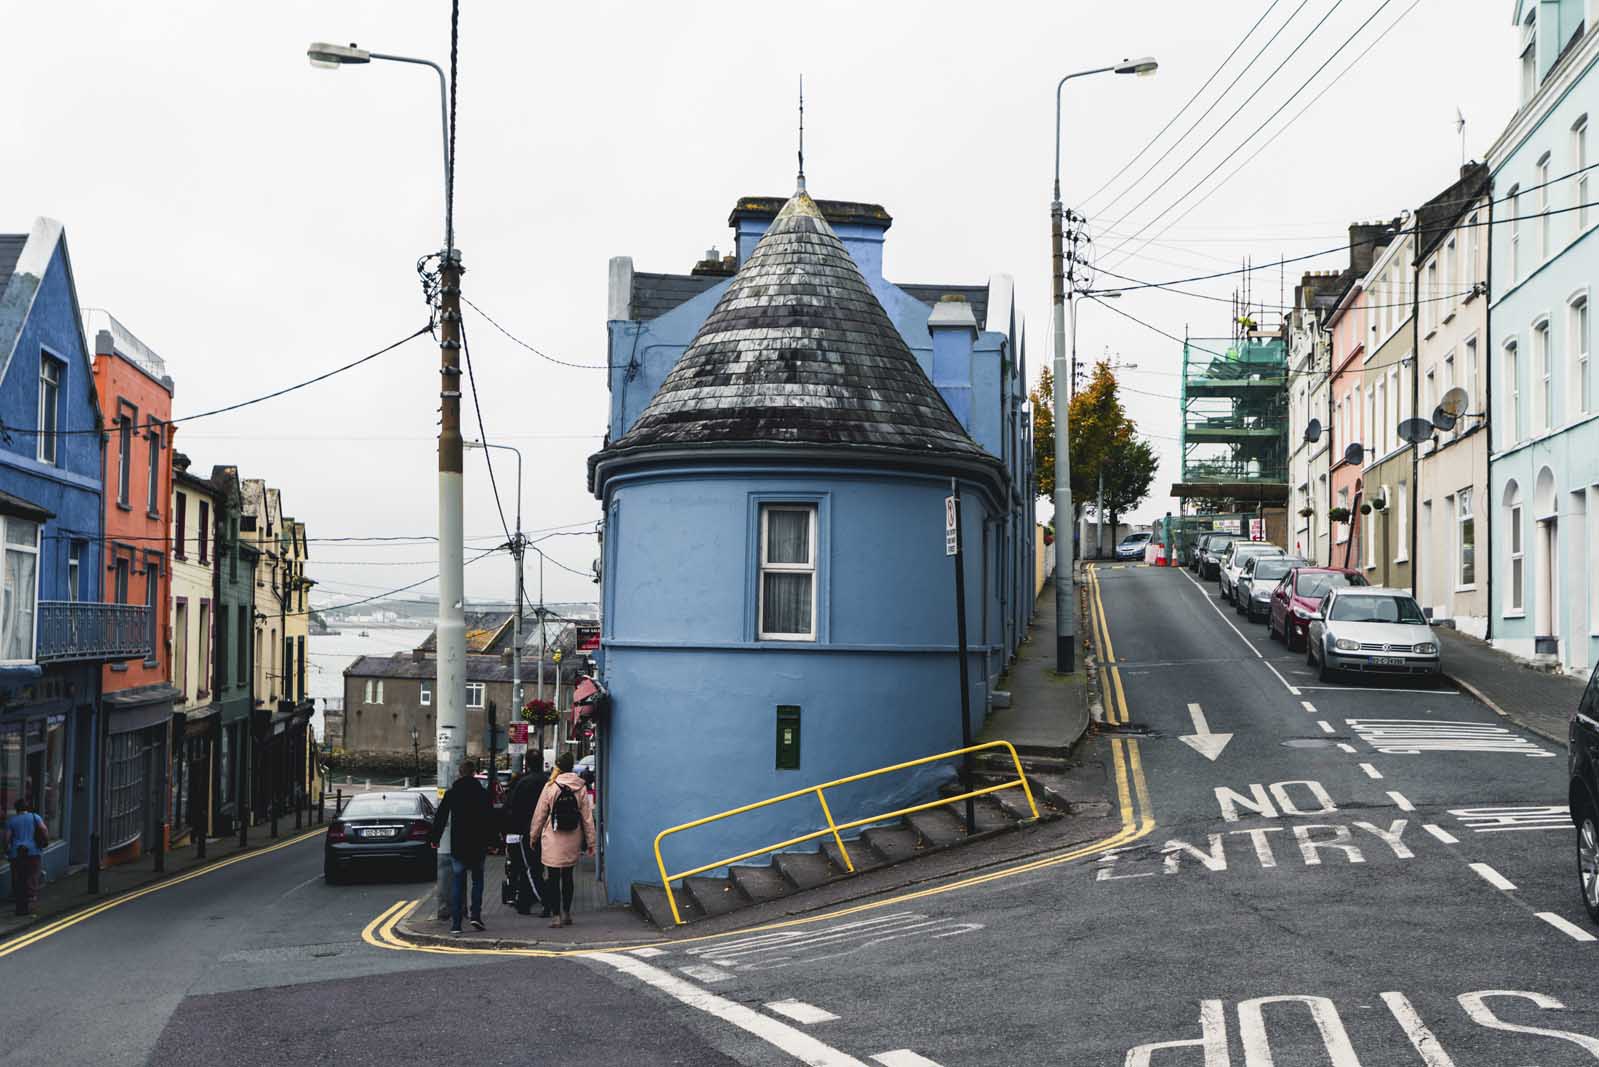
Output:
1415 172 1491 636
171 456 218 710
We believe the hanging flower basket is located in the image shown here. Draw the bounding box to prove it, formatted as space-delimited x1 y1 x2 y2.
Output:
521 698 559 725
1297 507 1315 518
1370 496 1387 511
1359 502 1373 515
1328 507 1351 522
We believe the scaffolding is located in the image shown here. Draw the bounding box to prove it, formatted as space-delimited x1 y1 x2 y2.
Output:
1176 333 1288 501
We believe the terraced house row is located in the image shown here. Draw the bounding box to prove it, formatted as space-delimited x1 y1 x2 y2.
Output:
1283 0 1599 680
0 217 316 900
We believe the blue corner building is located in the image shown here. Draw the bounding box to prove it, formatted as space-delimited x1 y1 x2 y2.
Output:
0 218 152 897
590 187 1034 902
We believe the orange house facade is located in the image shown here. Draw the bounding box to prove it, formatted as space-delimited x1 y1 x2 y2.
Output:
88 313 179 859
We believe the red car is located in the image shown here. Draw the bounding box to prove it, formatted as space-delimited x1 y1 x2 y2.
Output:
1268 566 1369 650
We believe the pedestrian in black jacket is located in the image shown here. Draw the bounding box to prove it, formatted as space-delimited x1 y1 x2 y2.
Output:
429 759 494 934
506 767 549 917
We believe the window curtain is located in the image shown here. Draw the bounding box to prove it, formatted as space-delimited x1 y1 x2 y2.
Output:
767 510 809 564
763 574 812 634
3 524 37 662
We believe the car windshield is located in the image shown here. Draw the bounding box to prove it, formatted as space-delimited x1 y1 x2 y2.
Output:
341 794 424 819
1234 546 1279 565
1122 533 1150 545
1252 559 1299 582
1296 572 1366 597
1328 594 1427 624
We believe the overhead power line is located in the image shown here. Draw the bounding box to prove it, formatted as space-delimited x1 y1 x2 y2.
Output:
459 317 515 546
1101 0 1397 267
1081 0 1286 212
1096 0 1340 234
463 296 615 369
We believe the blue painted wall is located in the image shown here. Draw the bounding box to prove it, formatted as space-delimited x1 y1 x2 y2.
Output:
598 467 999 899
0 228 107 888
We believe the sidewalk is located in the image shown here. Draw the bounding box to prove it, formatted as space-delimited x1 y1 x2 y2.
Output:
0 815 322 944
1439 627 1589 743
979 579 1090 754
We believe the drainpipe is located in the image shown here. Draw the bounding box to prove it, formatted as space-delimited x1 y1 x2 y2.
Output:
1411 218 1422 600
1484 185 1496 642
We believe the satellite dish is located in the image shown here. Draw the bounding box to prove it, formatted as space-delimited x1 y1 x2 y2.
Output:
1398 417 1435 445
1343 442 1365 466
1430 405 1458 432
1439 386 1469 418
1304 418 1322 444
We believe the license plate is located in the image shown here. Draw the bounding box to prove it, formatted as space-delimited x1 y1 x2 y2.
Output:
363 827 398 838
1372 656 1405 667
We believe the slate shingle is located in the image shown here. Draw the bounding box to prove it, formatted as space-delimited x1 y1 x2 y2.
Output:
603 192 991 462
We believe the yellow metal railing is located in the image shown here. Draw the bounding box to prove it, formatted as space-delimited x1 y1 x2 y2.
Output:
651 740 1039 925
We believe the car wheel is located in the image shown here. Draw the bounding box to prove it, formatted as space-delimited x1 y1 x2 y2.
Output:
1268 615 1281 641
1579 810 1599 923
1248 603 1261 623
1317 643 1335 683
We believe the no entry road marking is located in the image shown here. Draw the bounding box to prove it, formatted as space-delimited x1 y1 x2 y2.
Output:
1423 824 1460 845
1388 791 1416 812
1450 805 1570 833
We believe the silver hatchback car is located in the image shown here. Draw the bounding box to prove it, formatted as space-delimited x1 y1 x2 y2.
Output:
1305 586 1441 682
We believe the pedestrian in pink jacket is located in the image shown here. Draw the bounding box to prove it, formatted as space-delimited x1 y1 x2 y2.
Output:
529 751 597 927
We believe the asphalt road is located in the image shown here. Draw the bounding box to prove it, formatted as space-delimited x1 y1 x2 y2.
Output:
6 562 1597 1066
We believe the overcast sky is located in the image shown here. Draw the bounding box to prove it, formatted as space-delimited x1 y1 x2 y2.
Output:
7 0 1518 602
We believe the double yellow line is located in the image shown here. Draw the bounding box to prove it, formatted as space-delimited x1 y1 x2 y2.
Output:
364 568 1157 959
0 827 323 959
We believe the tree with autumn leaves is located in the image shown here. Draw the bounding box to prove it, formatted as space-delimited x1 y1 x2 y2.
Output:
1030 361 1158 542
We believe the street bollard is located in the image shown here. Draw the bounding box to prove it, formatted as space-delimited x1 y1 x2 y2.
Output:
154 823 166 874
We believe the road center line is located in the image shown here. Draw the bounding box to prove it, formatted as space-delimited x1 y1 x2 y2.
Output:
588 952 868 1065
1179 569 1300 695
1423 824 1460 844
1470 862 1517 891
1336 743 1357 753
1302 700 1318 713
1317 720 1335 734
873 1053 946 1066
1387 791 1416 812
1536 912 1599 942
1359 763 1384 779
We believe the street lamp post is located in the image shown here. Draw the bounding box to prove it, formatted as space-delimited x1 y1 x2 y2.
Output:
466 440 526 773
411 725 420 785
308 39 464 916
1051 57 1156 673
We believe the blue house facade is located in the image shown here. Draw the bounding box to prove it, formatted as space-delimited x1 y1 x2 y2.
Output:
1487 1 1599 674
590 187 1034 901
0 218 151 895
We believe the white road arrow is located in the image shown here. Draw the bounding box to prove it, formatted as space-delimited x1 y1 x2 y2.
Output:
1179 702 1232 761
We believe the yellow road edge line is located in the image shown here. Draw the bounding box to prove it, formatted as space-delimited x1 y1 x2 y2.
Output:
1089 565 1124 724
0 827 324 959
368 737 1159 960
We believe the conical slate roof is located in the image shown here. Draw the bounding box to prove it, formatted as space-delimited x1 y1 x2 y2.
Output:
604 190 993 461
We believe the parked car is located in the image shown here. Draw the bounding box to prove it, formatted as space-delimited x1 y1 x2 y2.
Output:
1268 567 1368 649
1115 531 1152 561
1305 586 1440 683
1196 532 1240 579
1235 556 1306 622
1218 541 1282 604
1567 662 1599 922
324 790 437 883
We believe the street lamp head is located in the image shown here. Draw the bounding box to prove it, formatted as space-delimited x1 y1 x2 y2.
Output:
307 41 371 69
463 439 486 450
1114 56 1159 76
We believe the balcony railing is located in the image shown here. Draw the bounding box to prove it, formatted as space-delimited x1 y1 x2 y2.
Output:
36 602 153 664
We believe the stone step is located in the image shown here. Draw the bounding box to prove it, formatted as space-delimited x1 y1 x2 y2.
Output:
937 787 1022 833
631 881 704 928
682 875 750 919
728 864 790 905
862 825 924 865
906 806 968 847
823 836 883 874
773 848 842 891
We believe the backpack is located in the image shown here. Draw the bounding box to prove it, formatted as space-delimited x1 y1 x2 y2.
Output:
551 784 581 833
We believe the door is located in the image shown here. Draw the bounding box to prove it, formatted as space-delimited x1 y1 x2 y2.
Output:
1537 519 1559 642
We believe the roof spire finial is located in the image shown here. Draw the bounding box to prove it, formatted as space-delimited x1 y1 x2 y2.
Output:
796 74 806 194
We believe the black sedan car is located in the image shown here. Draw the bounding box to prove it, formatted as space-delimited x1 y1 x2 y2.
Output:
324 790 437 883
1568 662 1599 921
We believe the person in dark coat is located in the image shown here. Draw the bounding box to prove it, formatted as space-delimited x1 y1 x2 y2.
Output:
429 758 494 935
506 765 549 917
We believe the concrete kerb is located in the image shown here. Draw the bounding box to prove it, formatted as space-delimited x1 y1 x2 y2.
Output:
1446 670 1567 746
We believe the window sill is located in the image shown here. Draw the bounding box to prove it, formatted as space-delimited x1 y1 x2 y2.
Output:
110 663 128 673
115 501 132 513
1424 327 1439 341
147 511 160 521
1464 290 1479 305
1504 610 1527 619
1443 311 1457 326
144 659 158 669
1455 584 1478 593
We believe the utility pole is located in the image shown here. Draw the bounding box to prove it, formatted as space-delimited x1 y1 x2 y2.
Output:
534 549 546 771
436 248 466 914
